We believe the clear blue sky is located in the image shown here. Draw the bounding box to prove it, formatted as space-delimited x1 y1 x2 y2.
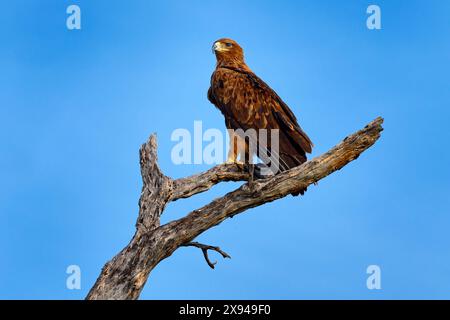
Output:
1 0 449 299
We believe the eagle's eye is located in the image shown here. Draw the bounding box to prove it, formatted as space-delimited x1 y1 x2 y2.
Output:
225 42 233 48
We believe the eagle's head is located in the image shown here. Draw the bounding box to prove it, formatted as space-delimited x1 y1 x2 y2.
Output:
212 38 244 62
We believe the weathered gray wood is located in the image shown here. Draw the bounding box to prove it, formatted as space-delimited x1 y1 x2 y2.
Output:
86 117 384 300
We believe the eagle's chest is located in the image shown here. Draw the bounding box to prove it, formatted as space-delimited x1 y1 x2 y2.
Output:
211 73 230 98
210 71 249 112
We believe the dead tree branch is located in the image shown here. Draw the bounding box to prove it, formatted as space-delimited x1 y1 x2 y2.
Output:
86 117 384 300
181 242 231 269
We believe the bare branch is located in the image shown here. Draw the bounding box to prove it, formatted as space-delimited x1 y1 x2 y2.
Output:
181 242 231 269
136 134 171 231
171 163 250 201
86 117 384 300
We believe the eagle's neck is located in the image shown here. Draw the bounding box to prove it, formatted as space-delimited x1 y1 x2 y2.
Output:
216 57 251 72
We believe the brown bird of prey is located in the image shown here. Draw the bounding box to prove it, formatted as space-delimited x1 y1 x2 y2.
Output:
208 38 313 180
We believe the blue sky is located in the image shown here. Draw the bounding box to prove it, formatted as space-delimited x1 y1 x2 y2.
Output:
1 0 449 299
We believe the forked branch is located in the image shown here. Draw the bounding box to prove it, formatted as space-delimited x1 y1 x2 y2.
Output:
181 242 231 269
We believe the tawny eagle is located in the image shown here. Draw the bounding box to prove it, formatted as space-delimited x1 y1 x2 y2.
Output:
208 38 313 178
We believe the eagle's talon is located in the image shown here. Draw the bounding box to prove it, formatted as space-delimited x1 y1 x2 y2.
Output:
225 159 245 171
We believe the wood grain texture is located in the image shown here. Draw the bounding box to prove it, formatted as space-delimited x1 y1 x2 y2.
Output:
86 117 384 300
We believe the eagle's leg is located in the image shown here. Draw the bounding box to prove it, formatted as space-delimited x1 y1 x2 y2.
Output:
226 132 257 188
225 131 244 166
225 145 238 164
242 140 259 188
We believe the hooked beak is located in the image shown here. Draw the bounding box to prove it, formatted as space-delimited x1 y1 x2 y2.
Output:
212 42 224 53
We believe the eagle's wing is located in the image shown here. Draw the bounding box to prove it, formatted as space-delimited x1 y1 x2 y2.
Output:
208 66 313 169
